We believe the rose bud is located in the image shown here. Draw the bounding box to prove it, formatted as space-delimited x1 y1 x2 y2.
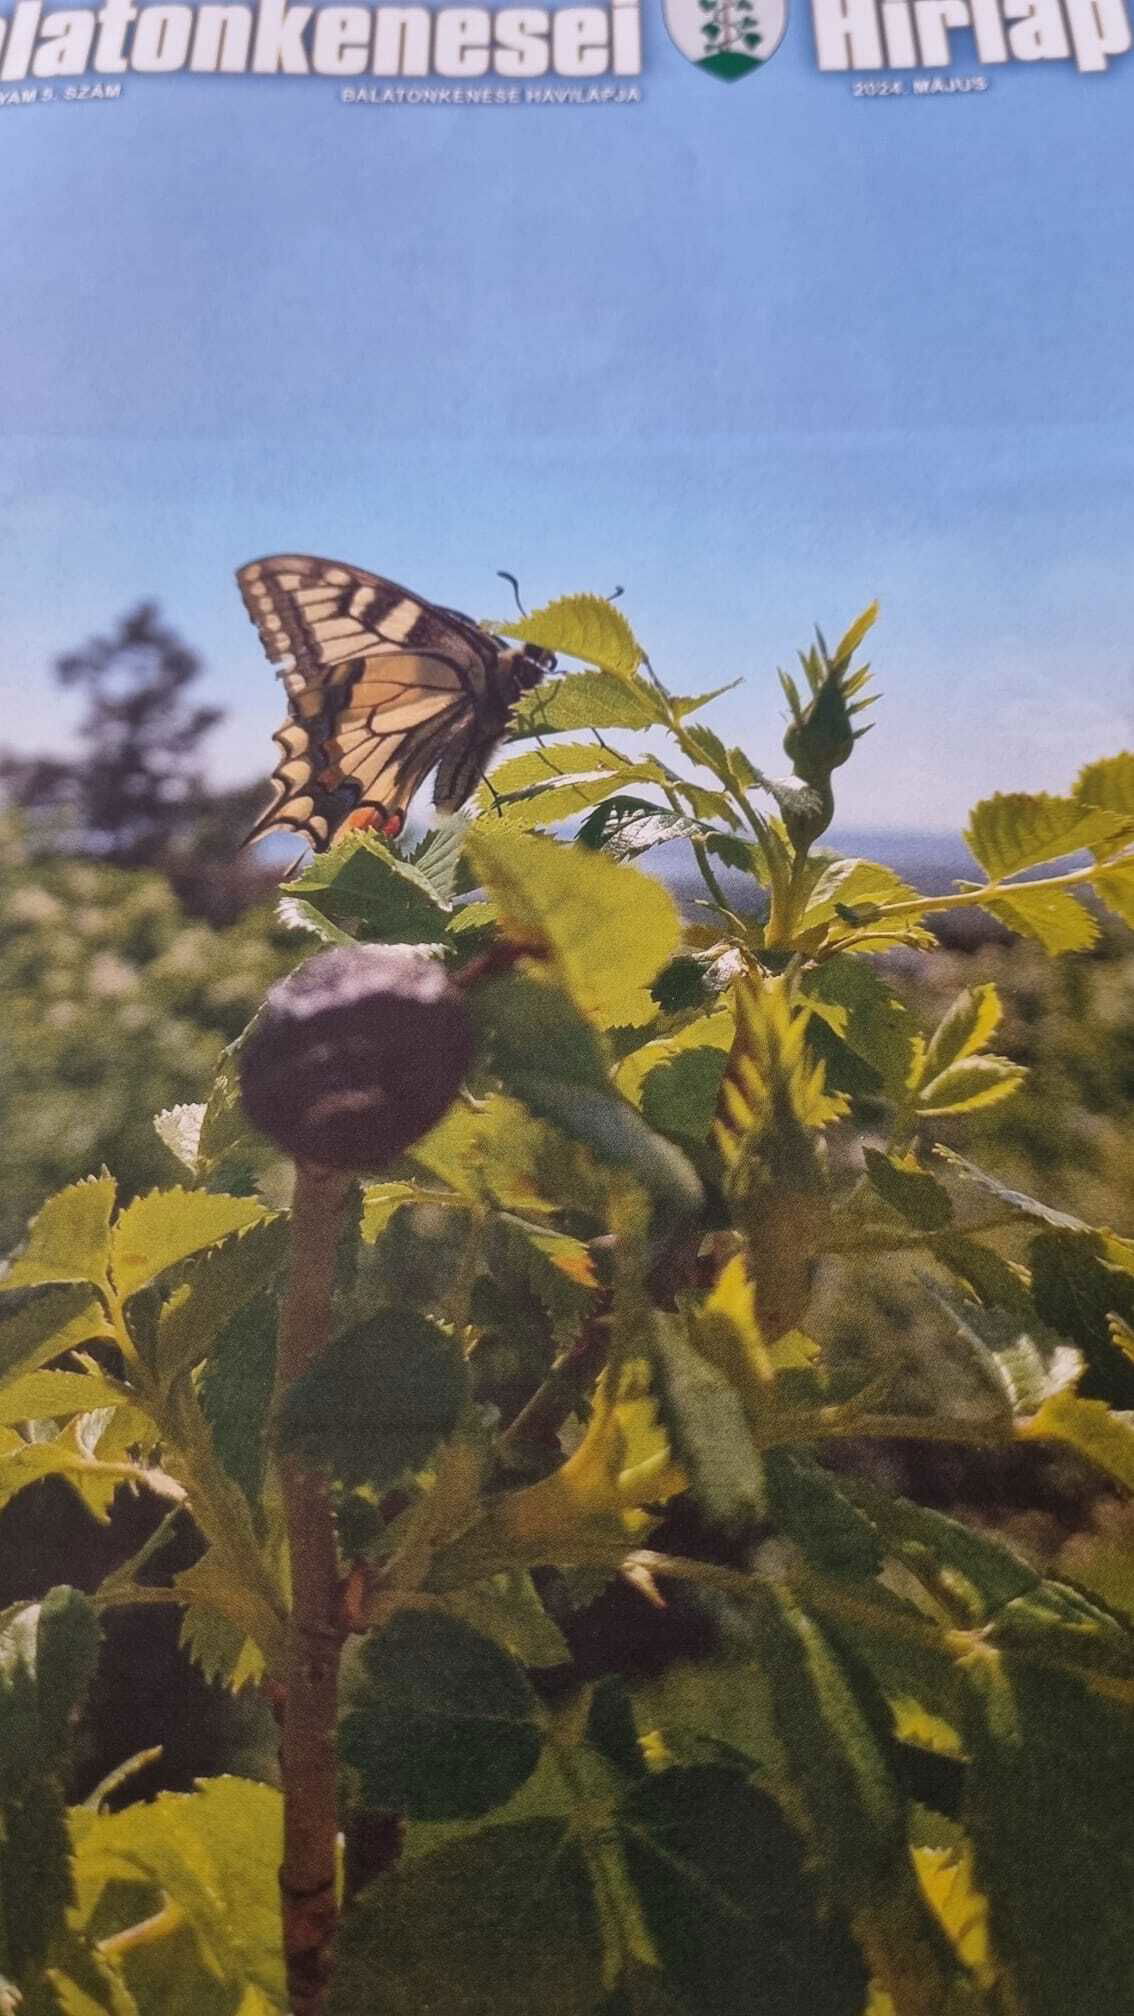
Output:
239 945 475 1171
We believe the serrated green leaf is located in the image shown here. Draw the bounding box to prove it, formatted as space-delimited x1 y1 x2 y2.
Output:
0 1369 127 1426
916 1056 1026 1116
409 813 473 905
0 1429 133 1523
863 1150 954 1231
844 1481 1040 1622
0 1288 113 1390
618 1766 868 2016
764 1451 884 1578
920 983 1003 1084
154 1217 286 1389
110 1191 274 1302
69 1778 285 2010
196 1294 277 1515
982 883 1098 953
329 1820 602 2016
359 1179 430 1239
468 828 681 1031
495 593 645 678
961 1655 1134 2016
1094 858 1134 928
932 1147 1089 1234
651 1319 761 1530
802 959 914 1103
1075 751 1134 815
281 830 449 945
1 1177 116 1294
340 1610 543 1819
177 1600 264 1694
0 1589 99 1976
484 740 641 801
575 797 707 862
1027 1231 1134 1407
441 1572 571 1670
964 791 1130 878
616 1009 734 1111
276 1309 466 1492
488 1214 597 1339
488 768 670 835
801 859 928 949
508 669 664 739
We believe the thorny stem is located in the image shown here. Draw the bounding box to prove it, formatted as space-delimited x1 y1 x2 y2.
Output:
274 1160 354 2016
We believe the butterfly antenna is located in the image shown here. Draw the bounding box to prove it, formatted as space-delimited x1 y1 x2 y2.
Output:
607 585 625 602
497 570 527 618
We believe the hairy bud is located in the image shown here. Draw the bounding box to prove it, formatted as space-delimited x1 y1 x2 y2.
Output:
239 946 474 1171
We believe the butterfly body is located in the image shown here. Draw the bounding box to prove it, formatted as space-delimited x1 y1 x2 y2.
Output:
237 554 555 851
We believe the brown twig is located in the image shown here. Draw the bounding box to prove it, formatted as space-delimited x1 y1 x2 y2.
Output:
274 1160 354 2016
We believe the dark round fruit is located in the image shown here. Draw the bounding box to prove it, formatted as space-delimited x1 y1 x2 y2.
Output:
239 946 475 1171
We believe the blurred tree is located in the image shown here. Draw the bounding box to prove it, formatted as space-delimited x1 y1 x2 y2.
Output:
1 604 221 867
1 605 281 919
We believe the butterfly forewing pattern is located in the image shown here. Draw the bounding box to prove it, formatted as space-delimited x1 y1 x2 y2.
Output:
237 554 555 852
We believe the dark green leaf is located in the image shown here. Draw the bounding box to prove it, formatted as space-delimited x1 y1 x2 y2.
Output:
330 1820 602 2016
196 1294 277 1513
962 1656 1134 2016
619 1767 867 2016
340 1610 543 1819
651 1321 760 1530
863 1150 953 1232
283 830 451 945
1029 1230 1134 1407
763 1452 883 1578
276 1309 466 1492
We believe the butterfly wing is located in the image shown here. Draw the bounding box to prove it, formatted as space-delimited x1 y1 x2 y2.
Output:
238 555 499 850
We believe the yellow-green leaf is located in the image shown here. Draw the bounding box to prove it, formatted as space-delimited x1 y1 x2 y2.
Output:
1024 1391 1134 1491
616 1008 736 1109
0 1288 114 1387
917 1056 1026 1116
831 601 879 667
360 1180 431 1241
1 1176 116 1295
110 1190 274 1301
483 741 632 800
494 592 645 678
1094 860 1134 930
0 1370 128 1425
920 983 1003 1084
800 858 929 952
982 886 1098 954
1075 752 1134 817
964 791 1128 879
467 827 680 1030
508 668 664 739
489 768 670 834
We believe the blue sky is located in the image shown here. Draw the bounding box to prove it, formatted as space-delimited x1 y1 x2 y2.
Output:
2 12 1132 828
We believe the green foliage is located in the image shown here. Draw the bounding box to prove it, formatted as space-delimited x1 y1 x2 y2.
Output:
340 1610 543 1819
0 835 295 1249
6 588 1134 2016
276 1310 467 1491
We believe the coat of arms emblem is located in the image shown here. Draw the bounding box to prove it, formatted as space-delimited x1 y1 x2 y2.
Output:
663 0 787 77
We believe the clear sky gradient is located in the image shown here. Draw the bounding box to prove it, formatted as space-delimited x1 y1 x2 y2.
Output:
2 14 1132 827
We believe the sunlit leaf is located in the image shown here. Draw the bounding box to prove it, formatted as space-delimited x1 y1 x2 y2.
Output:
468 827 681 1030
1 1176 116 1295
964 791 1129 878
110 1191 274 1302
494 593 645 677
